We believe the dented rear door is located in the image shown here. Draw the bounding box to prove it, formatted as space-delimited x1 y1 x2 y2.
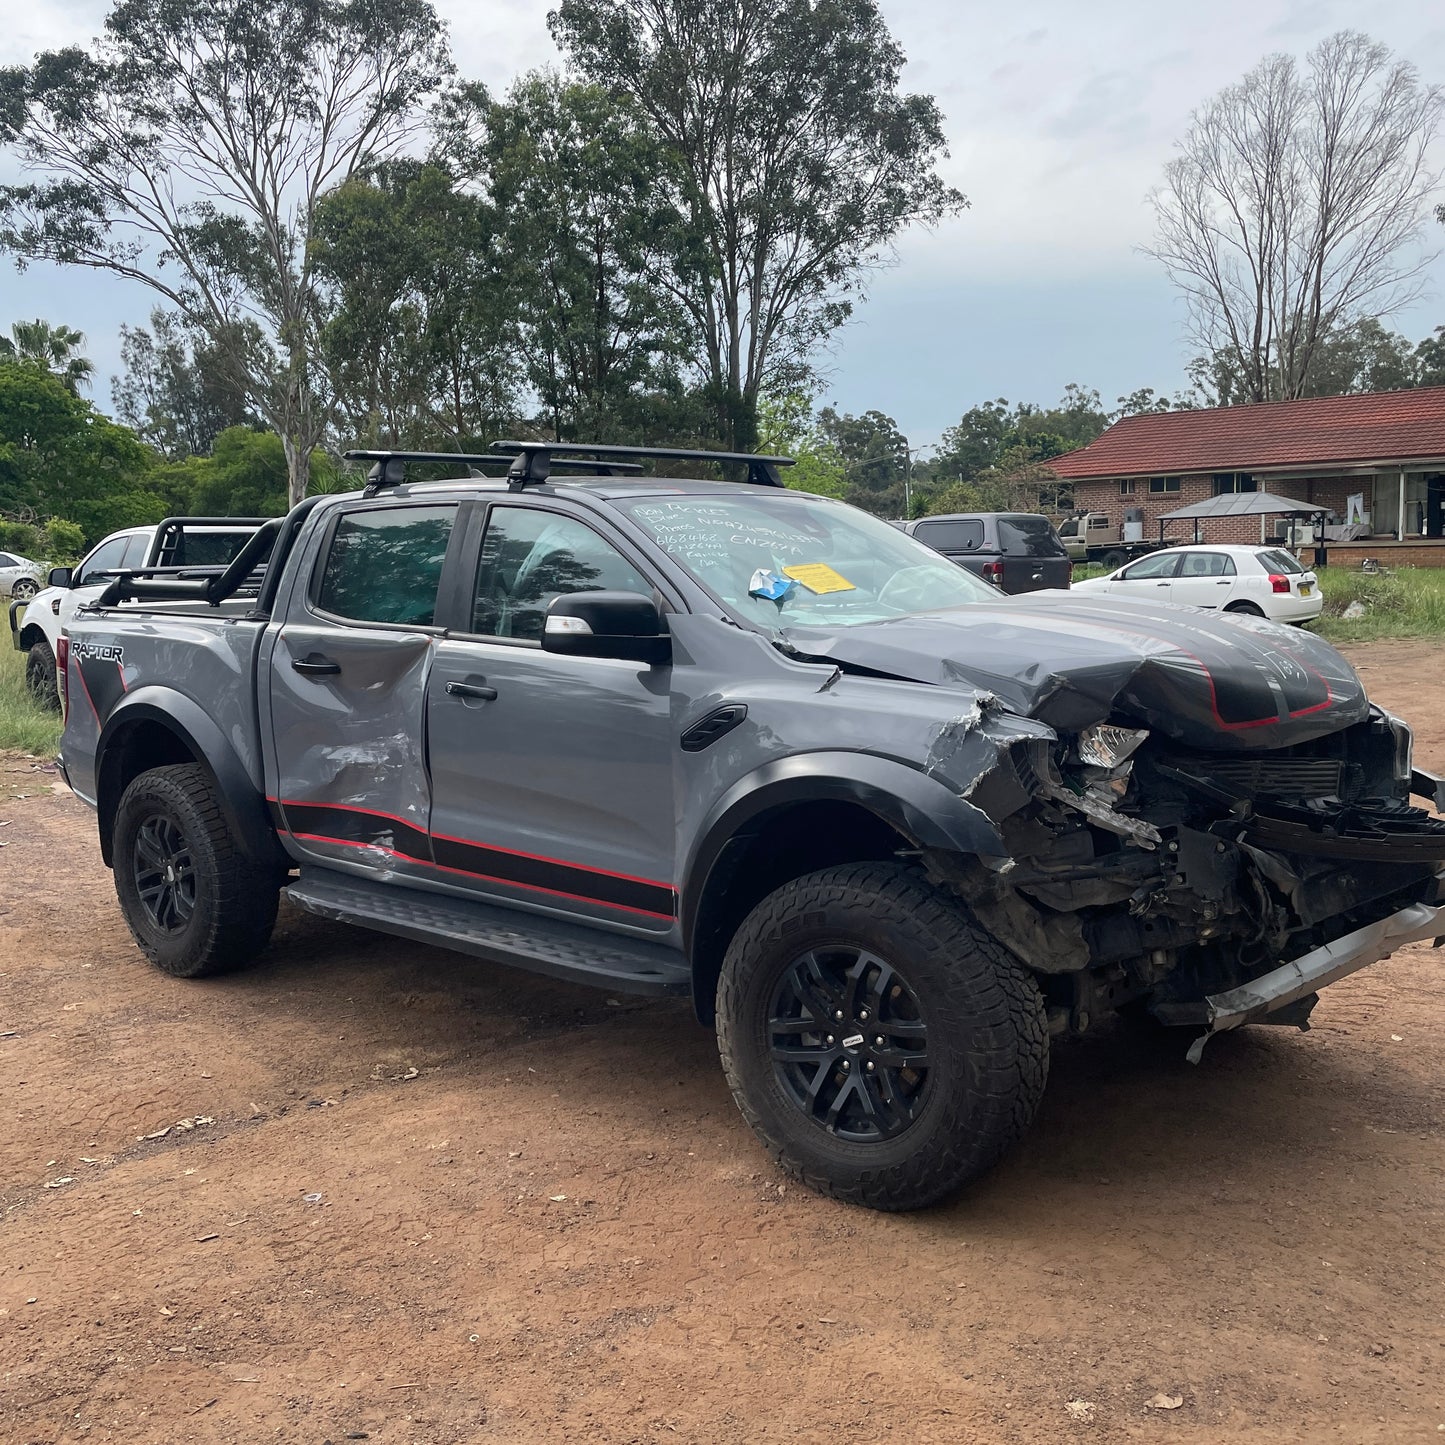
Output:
260 500 462 881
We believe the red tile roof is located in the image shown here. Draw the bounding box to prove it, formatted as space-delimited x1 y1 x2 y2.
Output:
1048 387 1445 479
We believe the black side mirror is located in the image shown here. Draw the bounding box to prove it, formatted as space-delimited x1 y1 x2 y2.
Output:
542 591 671 665
47 567 73 589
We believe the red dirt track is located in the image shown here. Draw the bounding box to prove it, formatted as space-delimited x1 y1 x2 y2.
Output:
1 640 1442 1443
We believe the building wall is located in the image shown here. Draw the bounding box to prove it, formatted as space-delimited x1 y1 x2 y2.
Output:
1069 472 1389 546
1313 541 1445 568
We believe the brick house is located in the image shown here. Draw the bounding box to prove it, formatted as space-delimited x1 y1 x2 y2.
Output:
1047 388 1445 562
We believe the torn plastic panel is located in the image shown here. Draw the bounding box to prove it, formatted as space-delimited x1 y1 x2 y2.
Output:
780 592 1368 753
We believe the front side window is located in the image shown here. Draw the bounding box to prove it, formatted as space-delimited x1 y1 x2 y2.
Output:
620 492 998 629
471 507 653 641
315 505 456 626
75 537 130 586
1120 551 1181 581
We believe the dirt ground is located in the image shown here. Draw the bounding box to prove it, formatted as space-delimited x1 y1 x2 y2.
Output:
1 640 1443 1445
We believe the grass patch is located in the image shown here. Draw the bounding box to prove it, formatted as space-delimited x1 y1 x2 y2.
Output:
0 642 62 757
1311 566 1445 644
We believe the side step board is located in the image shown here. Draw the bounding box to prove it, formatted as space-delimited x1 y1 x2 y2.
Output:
285 868 691 998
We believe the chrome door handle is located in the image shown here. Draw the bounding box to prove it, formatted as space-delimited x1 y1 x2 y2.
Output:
446 680 498 701
292 654 341 676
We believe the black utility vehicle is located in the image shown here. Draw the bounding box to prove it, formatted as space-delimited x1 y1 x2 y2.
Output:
900 512 1072 593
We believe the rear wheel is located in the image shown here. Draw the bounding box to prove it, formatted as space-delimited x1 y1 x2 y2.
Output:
1101 549 1127 569
25 640 59 711
1224 600 1265 616
716 863 1049 1211
113 764 278 978
11 578 38 602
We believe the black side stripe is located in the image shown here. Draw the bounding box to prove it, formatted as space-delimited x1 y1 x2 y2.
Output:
280 801 432 862
275 801 676 918
428 835 674 917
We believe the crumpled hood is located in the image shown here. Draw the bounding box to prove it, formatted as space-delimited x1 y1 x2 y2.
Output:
782 593 1368 752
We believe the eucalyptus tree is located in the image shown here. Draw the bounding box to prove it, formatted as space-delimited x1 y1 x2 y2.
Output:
549 0 965 452
0 0 452 504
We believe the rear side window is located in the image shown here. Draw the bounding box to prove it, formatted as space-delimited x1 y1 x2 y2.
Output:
914 519 985 552
997 516 1068 557
0 553 15 568
316 505 456 626
175 532 254 567
1258 549 1304 574
1178 551 1236 578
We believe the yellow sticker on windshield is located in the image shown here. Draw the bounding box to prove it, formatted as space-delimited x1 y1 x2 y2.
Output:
783 563 856 595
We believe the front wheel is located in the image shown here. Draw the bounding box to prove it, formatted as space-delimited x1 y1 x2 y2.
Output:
113 763 278 977
716 863 1049 1211
25 640 59 711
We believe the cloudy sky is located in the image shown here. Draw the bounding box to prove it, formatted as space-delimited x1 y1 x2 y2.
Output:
3 0 1444 451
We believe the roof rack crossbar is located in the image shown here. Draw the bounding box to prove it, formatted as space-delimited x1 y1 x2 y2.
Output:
342 449 643 495
489 440 795 490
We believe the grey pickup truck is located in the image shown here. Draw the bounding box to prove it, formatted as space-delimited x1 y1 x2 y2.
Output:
58 442 1445 1211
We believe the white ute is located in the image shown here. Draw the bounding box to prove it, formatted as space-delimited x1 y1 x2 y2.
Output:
9 519 263 706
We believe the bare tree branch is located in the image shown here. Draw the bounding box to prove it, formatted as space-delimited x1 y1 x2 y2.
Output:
1147 30 1442 403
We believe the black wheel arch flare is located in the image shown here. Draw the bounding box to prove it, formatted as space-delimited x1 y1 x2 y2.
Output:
680 751 1008 1024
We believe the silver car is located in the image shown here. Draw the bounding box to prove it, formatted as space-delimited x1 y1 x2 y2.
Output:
0 551 44 602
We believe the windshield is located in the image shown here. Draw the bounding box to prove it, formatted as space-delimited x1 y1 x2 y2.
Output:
619 492 1000 627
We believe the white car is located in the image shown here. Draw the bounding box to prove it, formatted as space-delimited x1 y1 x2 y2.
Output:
9 520 262 706
1071 545 1323 624
0 550 45 602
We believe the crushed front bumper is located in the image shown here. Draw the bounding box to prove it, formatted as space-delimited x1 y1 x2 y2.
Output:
1186 882 1445 1063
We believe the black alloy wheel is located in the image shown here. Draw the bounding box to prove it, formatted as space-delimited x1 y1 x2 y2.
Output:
114 763 279 977
716 862 1050 1211
769 945 930 1143
131 812 198 933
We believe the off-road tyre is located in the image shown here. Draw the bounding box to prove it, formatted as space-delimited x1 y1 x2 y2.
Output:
716 862 1049 1211
25 639 59 711
1224 600 1265 616
113 763 278 978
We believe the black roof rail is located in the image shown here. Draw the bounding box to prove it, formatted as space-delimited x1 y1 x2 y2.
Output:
489 440 795 490
343 449 643 496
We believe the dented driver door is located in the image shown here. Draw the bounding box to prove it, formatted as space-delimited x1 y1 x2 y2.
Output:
260 500 462 882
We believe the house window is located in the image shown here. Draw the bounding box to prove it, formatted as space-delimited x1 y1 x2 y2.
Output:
1117 479 1137 495
1212 472 1258 495
1147 477 1180 494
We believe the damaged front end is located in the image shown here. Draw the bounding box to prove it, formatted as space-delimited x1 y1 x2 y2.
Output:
920 701 1445 1056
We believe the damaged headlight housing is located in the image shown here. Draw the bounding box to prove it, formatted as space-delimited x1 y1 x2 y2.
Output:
1380 710 1413 784
1075 724 1150 772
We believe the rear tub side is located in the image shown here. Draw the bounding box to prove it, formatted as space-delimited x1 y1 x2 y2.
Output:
59 608 283 871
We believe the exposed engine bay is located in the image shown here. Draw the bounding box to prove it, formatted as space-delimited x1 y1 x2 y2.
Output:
925 707 1445 1049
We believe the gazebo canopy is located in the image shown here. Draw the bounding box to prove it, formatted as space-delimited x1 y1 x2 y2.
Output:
1159 490 1325 521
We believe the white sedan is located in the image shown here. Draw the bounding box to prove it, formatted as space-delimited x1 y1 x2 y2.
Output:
1071 545 1323 623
